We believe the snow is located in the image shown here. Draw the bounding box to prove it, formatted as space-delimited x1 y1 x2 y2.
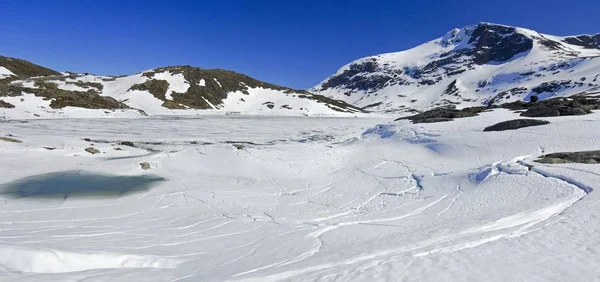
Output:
221 87 354 116
214 78 222 87
1 110 600 281
0 66 16 79
0 244 180 273
151 71 190 100
199 78 206 86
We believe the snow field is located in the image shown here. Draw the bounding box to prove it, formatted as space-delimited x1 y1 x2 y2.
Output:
0 111 599 281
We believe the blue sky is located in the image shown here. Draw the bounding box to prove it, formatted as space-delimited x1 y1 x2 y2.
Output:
1 0 599 89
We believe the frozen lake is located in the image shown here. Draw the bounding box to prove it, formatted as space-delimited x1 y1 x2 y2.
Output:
1 113 599 281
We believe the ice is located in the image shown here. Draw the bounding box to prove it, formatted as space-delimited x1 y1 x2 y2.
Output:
0 109 599 281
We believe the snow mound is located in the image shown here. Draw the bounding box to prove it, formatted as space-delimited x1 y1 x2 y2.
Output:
0 244 181 273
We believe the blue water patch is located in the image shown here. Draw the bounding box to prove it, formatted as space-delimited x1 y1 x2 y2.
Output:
0 171 165 199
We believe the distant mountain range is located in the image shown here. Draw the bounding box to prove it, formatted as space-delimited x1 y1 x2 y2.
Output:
311 22 600 112
0 57 361 118
2 22 599 118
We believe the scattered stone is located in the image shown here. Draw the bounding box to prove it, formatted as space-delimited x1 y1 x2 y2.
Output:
232 144 245 150
119 141 135 147
83 138 91 142
0 136 22 143
483 119 550 131
85 147 100 154
535 150 600 164
140 162 151 170
114 147 123 151
42 147 56 150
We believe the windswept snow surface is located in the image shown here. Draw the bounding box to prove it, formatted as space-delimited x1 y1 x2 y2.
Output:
1 112 600 281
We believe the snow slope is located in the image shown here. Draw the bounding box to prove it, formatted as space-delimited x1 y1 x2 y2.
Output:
1 111 599 281
0 66 15 79
311 23 600 112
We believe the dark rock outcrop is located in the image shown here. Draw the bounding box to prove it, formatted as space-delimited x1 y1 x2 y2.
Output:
118 141 135 147
468 23 533 64
0 55 61 78
483 119 549 131
497 94 600 117
396 106 488 123
535 150 600 164
519 96 598 117
320 61 394 92
5 84 128 110
0 100 15 108
564 34 600 49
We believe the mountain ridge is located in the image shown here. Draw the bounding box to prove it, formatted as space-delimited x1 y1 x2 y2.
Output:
311 22 600 112
0 57 362 118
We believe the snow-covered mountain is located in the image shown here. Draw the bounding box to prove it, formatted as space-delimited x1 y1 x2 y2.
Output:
311 23 600 112
0 59 361 118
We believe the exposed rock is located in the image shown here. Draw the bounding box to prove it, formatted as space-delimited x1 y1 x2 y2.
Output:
443 80 459 96
161 100 186 109
496 94 600 117
72 81 104 91
0 136 22 143
531 80 572 95
535 150 600 164
0 99 15 108
85 147 100 154
483 119 550 131
5 84 128 110
0 55 61 78
519 96 597 117
129 79 169 100
119 141 135 147
140 162 151 170
467 23 534 64
396 106 488 123
563 34 600 49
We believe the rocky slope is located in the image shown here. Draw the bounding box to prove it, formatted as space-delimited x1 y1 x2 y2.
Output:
0 57 361 118
311 23 600 113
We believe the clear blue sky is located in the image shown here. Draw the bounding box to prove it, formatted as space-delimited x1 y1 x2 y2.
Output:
1 0 599 89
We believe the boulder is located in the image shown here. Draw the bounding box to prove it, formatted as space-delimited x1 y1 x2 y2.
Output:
535 150 600 164
483 119 549 131
397 106 488 124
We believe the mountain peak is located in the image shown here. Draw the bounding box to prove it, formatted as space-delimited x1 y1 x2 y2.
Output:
312 23 600 113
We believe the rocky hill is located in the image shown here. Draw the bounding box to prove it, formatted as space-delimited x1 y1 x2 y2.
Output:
310 23 600 113
0 58 361 118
